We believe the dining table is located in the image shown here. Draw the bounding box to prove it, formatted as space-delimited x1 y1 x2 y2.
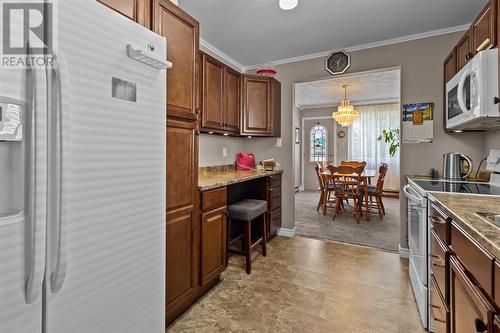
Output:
321 169 377 221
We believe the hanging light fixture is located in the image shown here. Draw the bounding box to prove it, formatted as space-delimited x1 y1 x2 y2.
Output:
279 0 298 10
332 85 359 127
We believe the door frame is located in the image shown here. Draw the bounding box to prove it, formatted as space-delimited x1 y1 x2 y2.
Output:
300 116 337 191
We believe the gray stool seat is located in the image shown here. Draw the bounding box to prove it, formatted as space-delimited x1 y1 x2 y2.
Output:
227 199 267 221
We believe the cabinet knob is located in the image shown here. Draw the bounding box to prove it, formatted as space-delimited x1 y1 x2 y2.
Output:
195 130 200 136
475 318 487 333
195 108 201 114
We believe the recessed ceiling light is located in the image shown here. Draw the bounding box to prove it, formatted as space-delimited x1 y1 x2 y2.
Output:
279 0 298 10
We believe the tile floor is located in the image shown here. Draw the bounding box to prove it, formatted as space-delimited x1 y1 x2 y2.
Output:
167 236 426 333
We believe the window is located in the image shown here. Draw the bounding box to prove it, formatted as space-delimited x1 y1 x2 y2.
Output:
310 124 328 162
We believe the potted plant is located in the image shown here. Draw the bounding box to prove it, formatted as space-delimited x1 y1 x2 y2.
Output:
377 128 400 157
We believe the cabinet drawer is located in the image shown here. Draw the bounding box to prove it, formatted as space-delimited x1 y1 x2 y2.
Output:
430 275 449 333
269 173 282 188
430 204 449 244
451 222 494 298
431 229 449 299
268 187 281 210
495 261 500 303
269 207 281 236
450 256 494 333
202 187 227 211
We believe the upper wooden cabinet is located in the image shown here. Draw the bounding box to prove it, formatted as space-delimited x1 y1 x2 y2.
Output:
225 68 241 134
153 0 199 121
201 53 225 130
97 0 151 27
444 49 457 84
472 1 496 53
200 53 241 134
241 75 281 137
456 30 473 71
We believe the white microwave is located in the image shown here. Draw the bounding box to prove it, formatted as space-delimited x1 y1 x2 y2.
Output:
446 48 500 130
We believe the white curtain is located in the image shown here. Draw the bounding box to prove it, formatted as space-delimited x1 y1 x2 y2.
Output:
348 103 400 191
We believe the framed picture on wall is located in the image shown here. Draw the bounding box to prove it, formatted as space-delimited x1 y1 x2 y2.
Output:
295 127 300 144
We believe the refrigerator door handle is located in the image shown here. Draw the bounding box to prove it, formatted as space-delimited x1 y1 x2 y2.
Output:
50 59 69 294
25 61 44 304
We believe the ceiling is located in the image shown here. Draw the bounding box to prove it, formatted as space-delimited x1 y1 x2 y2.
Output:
295 68 400 110
178 0 485 67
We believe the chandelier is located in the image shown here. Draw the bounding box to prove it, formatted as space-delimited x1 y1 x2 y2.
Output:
332 85 359 127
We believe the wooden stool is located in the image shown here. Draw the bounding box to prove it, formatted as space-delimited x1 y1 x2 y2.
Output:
227 199 268 274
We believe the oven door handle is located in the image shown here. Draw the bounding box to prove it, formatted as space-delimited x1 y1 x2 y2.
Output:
403 185 422 206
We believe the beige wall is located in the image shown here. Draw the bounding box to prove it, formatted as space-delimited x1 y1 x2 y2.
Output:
484 130 500 156
199 134 248 167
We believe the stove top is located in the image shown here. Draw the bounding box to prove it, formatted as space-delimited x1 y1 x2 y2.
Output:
413 179 500 195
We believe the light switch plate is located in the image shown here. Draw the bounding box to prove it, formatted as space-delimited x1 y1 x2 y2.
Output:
223 147 228 157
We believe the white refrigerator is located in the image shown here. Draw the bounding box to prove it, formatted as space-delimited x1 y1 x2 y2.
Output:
0 1 170 332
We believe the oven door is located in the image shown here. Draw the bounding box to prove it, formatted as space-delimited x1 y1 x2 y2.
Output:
403 184 429 328
446 62 480 129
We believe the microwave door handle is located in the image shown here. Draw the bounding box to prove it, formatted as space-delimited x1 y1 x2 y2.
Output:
457 68 472 115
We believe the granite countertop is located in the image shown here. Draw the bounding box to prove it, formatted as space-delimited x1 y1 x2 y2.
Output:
198 167 283 191
428 192 500 258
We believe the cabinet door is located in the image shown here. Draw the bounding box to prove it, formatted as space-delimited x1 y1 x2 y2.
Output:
456 30 472 71
97 0 151 27
271 78 281 137
224 67 241 133
444 49 457 84
242 76 272 136
472 2 496 53
201 207 227 285
154 0 199 121
450 257 494 333
201 53 225 131
494 315 500 333
166 118 199 321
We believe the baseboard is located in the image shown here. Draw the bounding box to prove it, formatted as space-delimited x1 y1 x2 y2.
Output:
277 227 296 237
399 245 409 259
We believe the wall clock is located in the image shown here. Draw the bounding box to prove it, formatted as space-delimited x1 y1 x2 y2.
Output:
326 50 350 75
337 130 346 139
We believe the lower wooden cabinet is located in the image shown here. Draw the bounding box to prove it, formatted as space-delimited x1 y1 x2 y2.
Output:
201 207 227 285
266 174 282 238
430 275 449 333
450 256 495 333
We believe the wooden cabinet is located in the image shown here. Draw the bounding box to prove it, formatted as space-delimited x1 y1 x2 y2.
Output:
495 315 500 333
224 67 241 134
200 53 241 134
201 207 227 285
472 1 496 53
456 30 473 71
444 50 457 84
266 174 282 237
97 0 151 27
201 53 225 130
166 118 199 323
450 256 495 333
154 0 199 121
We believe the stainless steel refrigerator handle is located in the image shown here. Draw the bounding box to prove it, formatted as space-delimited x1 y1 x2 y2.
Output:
25 62 43 304
50 61 68 294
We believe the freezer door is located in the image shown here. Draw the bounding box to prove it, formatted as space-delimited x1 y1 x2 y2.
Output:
44 1 166 333
0 63 48 331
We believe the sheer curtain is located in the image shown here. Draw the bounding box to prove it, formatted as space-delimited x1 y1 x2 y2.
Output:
348 103 400 191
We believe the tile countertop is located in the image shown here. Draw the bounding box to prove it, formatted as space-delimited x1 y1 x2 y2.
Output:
428 192 500 258
198 168 283 191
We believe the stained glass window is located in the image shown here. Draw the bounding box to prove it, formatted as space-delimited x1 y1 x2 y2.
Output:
310 124 328 162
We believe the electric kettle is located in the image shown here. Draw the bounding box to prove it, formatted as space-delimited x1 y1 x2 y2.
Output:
443 153 473 180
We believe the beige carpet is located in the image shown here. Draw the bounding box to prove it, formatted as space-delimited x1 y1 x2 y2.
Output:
295 191 401 252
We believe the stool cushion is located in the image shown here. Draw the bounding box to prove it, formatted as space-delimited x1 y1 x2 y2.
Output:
227 199 268 221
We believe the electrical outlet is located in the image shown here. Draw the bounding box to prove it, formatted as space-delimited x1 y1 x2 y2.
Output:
222 147 228 157
276 138 283 147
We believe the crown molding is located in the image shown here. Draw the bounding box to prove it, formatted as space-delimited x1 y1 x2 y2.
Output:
244 24 470 70
199 39 246 72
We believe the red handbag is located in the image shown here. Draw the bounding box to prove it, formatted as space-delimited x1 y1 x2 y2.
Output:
236 152 256 170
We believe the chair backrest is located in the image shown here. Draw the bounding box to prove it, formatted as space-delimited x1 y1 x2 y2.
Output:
314 163 325 190
376 163 389 193
341 161 367 171
327 164 364 196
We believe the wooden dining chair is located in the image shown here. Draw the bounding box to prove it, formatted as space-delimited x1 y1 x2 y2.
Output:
315 163 336 214
327 165 365 223
365 163 389 219
341 161 367 170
